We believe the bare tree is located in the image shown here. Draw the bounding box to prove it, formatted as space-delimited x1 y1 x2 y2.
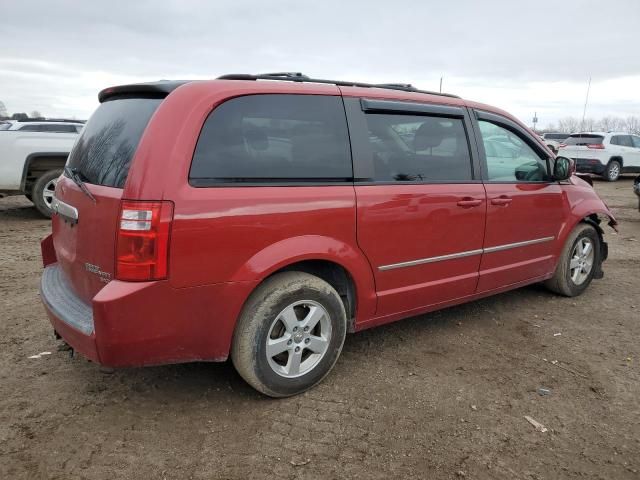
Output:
625 116 640 135
0 101 7 118
556 117 580 133
30 110 43 119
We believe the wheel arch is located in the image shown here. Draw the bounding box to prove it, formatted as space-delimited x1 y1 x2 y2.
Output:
608 155 623 167
20 152 68 193
229 235 378 328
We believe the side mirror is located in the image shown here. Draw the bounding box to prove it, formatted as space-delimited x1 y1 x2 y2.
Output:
553 156 575 181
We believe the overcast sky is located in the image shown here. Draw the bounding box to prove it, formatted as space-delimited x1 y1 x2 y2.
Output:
1 0 638 128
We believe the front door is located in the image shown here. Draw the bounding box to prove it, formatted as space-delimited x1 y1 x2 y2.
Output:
473 111 566 292
344 97 486 318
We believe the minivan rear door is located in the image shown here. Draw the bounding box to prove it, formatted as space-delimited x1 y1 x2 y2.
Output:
52 97 162 304
345 97 486 318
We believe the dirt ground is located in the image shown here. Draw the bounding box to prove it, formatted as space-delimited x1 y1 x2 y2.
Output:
0 178 638 480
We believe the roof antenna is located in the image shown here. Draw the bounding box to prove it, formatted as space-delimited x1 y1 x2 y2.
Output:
439 76 443 93
580 76 591 131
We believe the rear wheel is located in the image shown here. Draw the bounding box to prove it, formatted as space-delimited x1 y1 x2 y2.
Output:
231 272 347 397
603 160 621 182
545 223 600 297
32 169 62 218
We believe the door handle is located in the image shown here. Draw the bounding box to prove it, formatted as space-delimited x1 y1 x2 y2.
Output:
457 197 483 208
491 195 513 206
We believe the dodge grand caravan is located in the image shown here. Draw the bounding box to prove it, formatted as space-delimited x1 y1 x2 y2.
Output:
40 73 617 397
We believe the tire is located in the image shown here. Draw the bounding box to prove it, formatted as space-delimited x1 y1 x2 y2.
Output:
231 271 347 397
603 160 621 182
544 223 600 297
32 169 62 218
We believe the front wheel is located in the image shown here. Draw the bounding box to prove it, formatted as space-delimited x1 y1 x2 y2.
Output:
231 272 347 397
545 223 600 297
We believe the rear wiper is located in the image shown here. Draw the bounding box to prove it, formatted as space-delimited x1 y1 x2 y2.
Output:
64 166 96 203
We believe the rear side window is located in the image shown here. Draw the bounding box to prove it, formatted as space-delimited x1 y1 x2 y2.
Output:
190 94 352 184
66 98 161 188
611 135 633 147
564 134 604 146
40 124 78 133
18 124 41 131
362 114 472 182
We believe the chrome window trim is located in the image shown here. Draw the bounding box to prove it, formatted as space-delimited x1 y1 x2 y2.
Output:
51 196 79 224
378 236 555 271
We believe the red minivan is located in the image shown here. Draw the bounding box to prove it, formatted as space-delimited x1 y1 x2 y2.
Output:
40 73 617 397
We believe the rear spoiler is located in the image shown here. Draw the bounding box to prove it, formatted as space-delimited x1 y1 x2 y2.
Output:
98 80 191 103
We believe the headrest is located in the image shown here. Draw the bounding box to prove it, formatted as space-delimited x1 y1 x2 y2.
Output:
414 118 447 150
244 125 268 151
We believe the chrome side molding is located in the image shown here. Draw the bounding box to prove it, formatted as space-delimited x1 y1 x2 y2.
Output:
378 249 483 271
378 236 555 271
51 196 79 224
482 236 555 254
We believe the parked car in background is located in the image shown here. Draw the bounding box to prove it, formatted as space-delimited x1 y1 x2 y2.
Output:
558 132 640 181
40 74 617 397
0 119 84 216
540 132 569 154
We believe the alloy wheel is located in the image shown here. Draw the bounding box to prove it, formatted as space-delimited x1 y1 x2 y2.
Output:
266 300 332 378
569 237 594 285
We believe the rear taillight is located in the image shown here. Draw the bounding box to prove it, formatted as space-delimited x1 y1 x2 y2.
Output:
116 200 174 281
558 143 567 148
587 143 604 149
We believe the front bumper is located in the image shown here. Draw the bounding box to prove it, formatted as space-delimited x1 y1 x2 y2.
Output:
40 263 258 367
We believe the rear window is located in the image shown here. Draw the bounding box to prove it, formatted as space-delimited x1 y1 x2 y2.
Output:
563 134 604 146
66 98 161 188
544 133 568 141
189 94 352 185
610 135 633 147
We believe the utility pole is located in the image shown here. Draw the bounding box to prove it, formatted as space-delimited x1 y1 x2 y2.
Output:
581 76 591 131
532 112 538 133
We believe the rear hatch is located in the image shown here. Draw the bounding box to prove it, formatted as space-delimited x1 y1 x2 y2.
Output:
52 97 162 304
558 133 605 158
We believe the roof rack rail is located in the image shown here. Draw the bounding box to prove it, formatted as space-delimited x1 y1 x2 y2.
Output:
216 73 460 98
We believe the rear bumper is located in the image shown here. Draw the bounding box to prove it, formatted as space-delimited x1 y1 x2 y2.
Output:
573 158 606 175
40 263 258 367
40 265 99 361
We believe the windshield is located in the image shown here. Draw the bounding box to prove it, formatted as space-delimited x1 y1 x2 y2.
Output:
66 98 161 188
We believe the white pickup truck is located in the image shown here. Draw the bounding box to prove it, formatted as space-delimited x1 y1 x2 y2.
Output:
0 120 84 217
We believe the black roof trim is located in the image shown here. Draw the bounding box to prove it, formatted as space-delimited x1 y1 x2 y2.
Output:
14 118 86 124
216 72 460 99
98 80 191 103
